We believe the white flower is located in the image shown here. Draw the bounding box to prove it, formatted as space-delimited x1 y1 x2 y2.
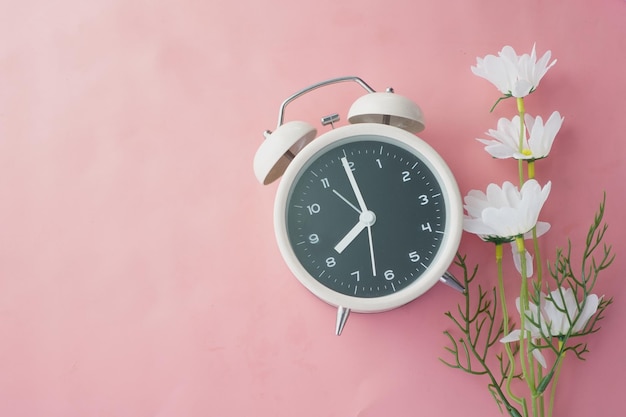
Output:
525 111 563 159
477 115 522 159
477 112 564 160
471 44 557 98
501 289 600 367
463 180 551 241
544 288 600 335
501 297 549 367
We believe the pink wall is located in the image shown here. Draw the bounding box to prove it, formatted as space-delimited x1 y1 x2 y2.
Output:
1 0 624 416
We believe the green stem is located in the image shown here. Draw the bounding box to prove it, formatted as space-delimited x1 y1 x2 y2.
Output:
548 343 566 417
496 243 524 406
527 159 545 417
527 160 535 181
536 351 545 417
469 337 524 417
517 97 526 185
532 226 543 287
515 236 538 405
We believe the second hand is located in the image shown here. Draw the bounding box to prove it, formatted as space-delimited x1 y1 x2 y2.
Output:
332 189 361 214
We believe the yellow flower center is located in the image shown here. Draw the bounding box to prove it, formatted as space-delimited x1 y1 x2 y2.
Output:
521 148 533 156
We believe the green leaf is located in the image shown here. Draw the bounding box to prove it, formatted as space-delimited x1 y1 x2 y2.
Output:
536 370 555 394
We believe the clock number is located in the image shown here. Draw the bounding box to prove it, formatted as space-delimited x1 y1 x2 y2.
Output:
384 270 395 281
418 194 429 205
351 271 360 282
320 178 330 189
421 222 432 232
409 251 421 262
326 257 336 268
376 158 383 168
402 171 411 182
307 203 321 215
309 234 320 244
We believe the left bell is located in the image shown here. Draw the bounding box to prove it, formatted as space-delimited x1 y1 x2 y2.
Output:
253 121 317 185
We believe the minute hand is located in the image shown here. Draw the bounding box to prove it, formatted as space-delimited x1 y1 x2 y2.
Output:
340 157 377 277
341 157 368 212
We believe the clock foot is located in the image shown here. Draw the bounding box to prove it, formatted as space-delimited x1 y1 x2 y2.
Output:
439 271 465 293
335 306 351 336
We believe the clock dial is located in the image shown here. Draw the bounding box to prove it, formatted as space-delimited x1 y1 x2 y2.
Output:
284 135 447 298
274 123 463 313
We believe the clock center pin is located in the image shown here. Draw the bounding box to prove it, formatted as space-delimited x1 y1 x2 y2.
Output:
359 210 376 226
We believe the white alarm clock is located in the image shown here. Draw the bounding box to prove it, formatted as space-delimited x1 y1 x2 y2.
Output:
254 76 463 334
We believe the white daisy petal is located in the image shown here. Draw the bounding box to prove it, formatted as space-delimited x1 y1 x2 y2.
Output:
573 294 600 333
511 245 534 278
532 349 547 368
471 44 556 98
501 329 522 344
462 180 551 241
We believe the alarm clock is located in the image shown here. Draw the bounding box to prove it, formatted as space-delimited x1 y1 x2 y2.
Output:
254 77 463 335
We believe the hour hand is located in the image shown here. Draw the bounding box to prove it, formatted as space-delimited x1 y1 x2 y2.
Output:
335 221 366 254
334 210 376 254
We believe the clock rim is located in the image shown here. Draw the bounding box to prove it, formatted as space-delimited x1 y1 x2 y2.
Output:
273 123 463 313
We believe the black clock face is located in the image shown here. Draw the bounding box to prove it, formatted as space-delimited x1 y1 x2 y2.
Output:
284 135 447 298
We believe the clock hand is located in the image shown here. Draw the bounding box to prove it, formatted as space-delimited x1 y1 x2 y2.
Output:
340 157 377 276
332 189 361 214
366 225 377 277
341 157 368 212
334 210 376 253
335 221 366 253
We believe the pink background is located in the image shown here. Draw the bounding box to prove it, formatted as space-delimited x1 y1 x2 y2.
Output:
1 0 624 416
